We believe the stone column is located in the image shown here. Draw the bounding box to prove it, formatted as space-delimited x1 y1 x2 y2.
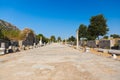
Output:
18 40 23 50
76 29 79 49
39 36 43 46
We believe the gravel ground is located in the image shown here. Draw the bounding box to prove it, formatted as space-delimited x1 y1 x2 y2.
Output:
0 43 120 80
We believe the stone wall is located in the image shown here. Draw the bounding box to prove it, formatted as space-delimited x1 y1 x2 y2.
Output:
79 41 86 47
117 40 120 50
118 40 120 45
22 33 36 46
98 40 110 49
110 39 120 50
87 40 97 48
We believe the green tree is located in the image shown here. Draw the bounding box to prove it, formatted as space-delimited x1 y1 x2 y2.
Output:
78 24 87 39
110 34 120 38
0 29 4 39
57 36 62 42
63 39 65 42
1 28 20 40
0 25 4 39
0 25 9 40
0 20 20 40
36 34 49 43
50 35 56 42
103 36 109 39
68 36 76 42
87 25 97 40
88 14 109 40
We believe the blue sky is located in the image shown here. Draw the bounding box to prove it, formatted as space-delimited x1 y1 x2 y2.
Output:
0 0 120 39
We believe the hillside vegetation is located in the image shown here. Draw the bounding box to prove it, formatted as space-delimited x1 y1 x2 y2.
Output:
0 19 34 41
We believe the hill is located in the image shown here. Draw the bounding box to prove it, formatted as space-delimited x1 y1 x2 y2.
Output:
0 19 19 31
0 19 20 40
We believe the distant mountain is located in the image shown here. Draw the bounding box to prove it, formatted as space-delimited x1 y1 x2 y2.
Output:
0 19 19 31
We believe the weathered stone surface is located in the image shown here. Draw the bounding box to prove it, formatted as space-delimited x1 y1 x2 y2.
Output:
98 40 110 49
8 46 13 53
10 40 19 46
22 33 36 46
79 41 85 46
118 40 120 50
0 48 5 55
0 39 10 48
0 43 120 80
118 40 120 45
110 39 120 50
87 40 97 48
1 42 5 48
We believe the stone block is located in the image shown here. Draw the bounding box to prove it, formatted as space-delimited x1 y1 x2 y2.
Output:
98 40 110 49
0 48 5 55
87 40 97 48
103 49 108 53
86 47 90 52
1 42 5 48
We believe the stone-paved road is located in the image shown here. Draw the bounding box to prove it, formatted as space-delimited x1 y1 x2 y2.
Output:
0 43 120 80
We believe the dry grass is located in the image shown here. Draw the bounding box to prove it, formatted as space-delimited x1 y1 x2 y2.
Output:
90 48 111 57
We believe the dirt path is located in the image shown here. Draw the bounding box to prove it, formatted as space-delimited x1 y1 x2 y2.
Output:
0 43 120 80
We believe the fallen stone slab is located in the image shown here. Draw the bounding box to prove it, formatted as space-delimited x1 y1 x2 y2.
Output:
108 50 120 59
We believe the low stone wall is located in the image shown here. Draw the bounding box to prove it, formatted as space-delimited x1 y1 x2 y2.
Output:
87 40 97 48
98 40 110 49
